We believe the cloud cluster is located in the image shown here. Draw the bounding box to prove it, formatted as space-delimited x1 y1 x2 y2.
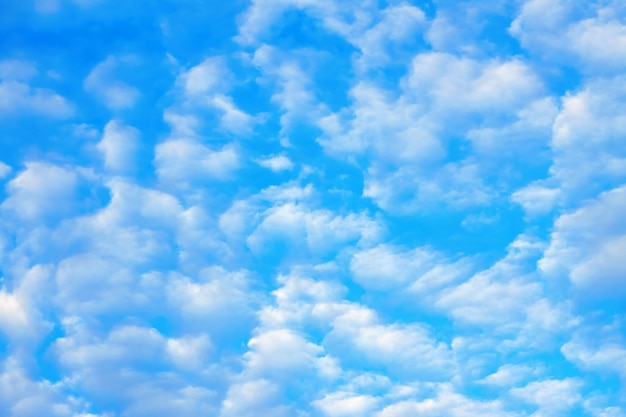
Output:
1 0 626 416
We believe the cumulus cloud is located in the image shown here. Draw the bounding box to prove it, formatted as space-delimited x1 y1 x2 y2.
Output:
511 378 583 415
376 384 515 417
0 81 73 118
1 162 78 222
84 56 140 110
256 154 294 172
511 0 626 73
154 138 240 184
96 120 140 173
318 52 546 212
3 1 626 416
0 161 11 179
548 76 626 200
539 185 626 298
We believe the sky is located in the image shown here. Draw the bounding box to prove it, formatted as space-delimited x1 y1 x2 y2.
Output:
1 0 626 416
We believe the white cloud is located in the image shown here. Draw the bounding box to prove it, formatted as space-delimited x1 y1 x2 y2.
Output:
511 378 583 415
237 0 426 72
479 364 538 387
1 162 78 221
313 391 380 417
96 120 139 173
0 358 83 417
549 76 626 200
220 379 290 417
562 337 626 379
436 235 556 336
318 52 546 213
376 384 515 417
0 81 73 118
257 154 294 172
84 56 140 110
325 305 453 380
539 185 626 298
180 57 228 97
252 45 322 141
511 182 561 217
244 329 324 378
154 138 240 184
165 334 214 370
51 319 220 416
172 57 256 136
350 244 445 290
246 202 383 255
211 94 256 135
511 1 626 73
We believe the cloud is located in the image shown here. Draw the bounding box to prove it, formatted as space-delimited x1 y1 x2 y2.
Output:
1 162 79 222
172 57 256 135
511 182 561 217
256 154 294 172
511 378 583 415
0 81 73 118
548 76 626 200
479 364 538 387
539 185 626 298
0 161 11 179
376 384 515 417
245 201 383 255
350 244 464 292
220 379 289 417
0 358 85 417
318 52 546 213
84 56 140 110
313 391 380 417
96 120 140 174
154 138 240 185
511 1 626 73
179 57 228 97
324 305 453 380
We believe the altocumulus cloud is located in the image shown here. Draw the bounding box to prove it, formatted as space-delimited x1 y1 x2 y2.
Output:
1 1 626 416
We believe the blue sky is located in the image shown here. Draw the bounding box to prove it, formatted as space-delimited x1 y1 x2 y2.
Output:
1 0 626 416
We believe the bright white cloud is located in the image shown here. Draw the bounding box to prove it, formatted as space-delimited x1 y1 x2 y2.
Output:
376 384 515 417
257 154 294 172
1 162 78 221
3 1 626 416
511 378 583 415
540 185 626 297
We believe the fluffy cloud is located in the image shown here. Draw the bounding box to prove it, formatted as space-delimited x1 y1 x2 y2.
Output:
84 56 140 110
376 384 515 417
549 76 626 201
1 162 79 222
511 0 626 73
539 185 626 298
3 1 626 416
154 138 240 185
96 120 139 174
318 51 546 213
511 378 583 416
